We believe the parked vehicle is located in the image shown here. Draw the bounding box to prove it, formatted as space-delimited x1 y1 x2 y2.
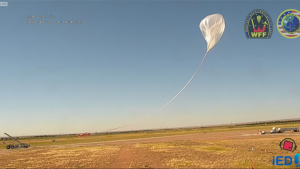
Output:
4 133 30 149
270 127 299 133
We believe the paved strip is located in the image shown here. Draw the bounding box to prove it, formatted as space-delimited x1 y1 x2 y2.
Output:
32 131 300 148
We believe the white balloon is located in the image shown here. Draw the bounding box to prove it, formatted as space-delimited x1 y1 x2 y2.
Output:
200 14 225 53
104 14 226 133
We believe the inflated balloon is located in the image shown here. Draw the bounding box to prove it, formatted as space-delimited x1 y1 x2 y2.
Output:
104 14 226 133
200 14 225 53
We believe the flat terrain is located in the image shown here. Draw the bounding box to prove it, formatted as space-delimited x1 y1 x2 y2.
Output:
1 122 300 168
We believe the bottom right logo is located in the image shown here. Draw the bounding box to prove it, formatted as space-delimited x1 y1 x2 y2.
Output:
273 138 300 167
279 138 297 152
273 154 300 167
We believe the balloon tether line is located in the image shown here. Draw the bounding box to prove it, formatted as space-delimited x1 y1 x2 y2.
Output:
104 52 208 132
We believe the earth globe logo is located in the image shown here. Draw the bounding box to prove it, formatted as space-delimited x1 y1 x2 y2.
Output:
277 9 300 39
283 16 299 32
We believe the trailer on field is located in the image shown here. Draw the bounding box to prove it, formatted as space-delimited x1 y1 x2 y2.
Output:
4 133 30 149
277 127 299 133
259 127 299 134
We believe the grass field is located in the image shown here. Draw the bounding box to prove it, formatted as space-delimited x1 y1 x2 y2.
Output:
1 121 299 149
1 121 300 168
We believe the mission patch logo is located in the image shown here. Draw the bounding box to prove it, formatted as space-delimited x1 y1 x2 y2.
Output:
277 9 300 39
245 9 273 39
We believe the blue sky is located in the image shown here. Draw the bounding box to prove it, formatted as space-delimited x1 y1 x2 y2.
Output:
0 0 299 136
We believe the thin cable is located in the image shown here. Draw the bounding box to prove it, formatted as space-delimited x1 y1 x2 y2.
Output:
104 52 208 132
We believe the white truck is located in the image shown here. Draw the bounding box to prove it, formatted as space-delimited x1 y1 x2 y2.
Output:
270 127 299 133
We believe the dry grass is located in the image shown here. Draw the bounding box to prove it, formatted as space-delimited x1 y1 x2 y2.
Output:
166 158 198 168
1 121 300 168
130 137 300 168
1 121 299 150
0 145 120 168
1 136 299 168
135 143 180 152
192 145 232 153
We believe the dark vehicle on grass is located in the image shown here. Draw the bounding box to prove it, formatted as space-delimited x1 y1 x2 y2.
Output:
4 133 30 149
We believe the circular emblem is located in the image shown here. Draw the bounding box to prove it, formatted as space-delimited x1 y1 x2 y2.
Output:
279 138 297 152
244 9 273 39
277 9 300 39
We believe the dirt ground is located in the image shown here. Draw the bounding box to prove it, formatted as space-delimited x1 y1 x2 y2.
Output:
1 130 300 168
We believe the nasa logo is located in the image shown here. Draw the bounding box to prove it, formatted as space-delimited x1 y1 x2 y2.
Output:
244 9 273 39
277 9 300 39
